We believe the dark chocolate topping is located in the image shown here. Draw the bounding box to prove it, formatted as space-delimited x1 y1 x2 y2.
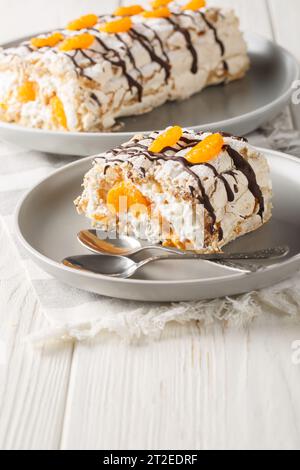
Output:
224 145 265 218
90 92 100 106
98 135 265 239
143 23 170 70
165 17 198 74
220 132 248 142
91 33 143 101
129 27 171 82
5 8 232 104
204 163 235 202
100 136 217 236
198 11 228 73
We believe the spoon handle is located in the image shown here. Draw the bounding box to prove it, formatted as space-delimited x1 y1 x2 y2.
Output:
135 246 289 270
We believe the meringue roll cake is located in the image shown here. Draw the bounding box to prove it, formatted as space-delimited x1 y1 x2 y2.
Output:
75 127 272 252
0 0 249 132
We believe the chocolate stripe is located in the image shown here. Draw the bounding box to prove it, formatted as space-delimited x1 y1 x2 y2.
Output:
166 17 198 74
225 145 265 218
129 27 170 82
102 138 220 236
91 33 143 101
198 11 228 74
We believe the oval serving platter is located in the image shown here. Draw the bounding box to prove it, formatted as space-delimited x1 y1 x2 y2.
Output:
0 33 299 156
15 147 300 302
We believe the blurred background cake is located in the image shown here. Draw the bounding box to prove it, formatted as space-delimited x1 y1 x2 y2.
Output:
0 1 249 132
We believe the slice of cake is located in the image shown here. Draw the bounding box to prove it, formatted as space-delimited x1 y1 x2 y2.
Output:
0 1 249 132
75 127 272 252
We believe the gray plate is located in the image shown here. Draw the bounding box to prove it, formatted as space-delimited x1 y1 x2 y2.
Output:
0 33 299 156
15 148 300 302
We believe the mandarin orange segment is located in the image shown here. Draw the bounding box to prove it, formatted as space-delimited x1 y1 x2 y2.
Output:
17 81 37 103
181 0 206 10
31 32 64 48
100 17 132 34
67 14 98 31
50 95 67 129
113 5 144 17
151 0 172 8
107 181 149 213
149 126 183 153
143 7 171 18
59 33 94 51
185 133 224 164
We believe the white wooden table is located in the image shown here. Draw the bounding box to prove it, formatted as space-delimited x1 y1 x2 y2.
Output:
0 0 300 450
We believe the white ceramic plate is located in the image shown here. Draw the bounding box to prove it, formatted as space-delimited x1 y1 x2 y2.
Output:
15 148 300 302
1 33 299 156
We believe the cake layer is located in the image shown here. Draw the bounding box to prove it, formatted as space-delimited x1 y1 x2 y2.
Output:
0 3 249 132
75 128 272 252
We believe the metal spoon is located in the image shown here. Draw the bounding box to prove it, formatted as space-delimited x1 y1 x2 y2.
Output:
62 246 289 278
77 229 186 256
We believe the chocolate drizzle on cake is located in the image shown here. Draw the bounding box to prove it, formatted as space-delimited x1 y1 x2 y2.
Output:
37 29 143 99
91 34 143 101
129 27 171 82
143 24 170 71
80 49 96 65
90 92 100 106
115 33 142 84
102 137 216 236
5 7 234 105
198 11 228 74
65 51 87 77
204 163 235 202
165 17 198 74
22 44 34 53
225 145 265 218
220 132 248 142
98 133 265 240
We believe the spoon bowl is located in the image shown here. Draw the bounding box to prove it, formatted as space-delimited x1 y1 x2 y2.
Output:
77 230 185 256
63 254 138 278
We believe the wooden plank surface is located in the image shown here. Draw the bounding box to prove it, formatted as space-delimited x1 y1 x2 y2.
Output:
0 0 300 450
267 0 300 131
267 0 300 61
210 0 273 38
0 220 74 450
0 0 121 43
61 318 300 450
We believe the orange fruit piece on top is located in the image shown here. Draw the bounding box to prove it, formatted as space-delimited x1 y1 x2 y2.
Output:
17 81 37 103
31 32 64 48
113 5 144 17
151 0 172 8
143 7 171 18
182 0 206 11
59 33 94 51
50 95 67 129
149 126 183 153
100 17 132 34
185 133 224 164
107 181 150 213
67 14 98 31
